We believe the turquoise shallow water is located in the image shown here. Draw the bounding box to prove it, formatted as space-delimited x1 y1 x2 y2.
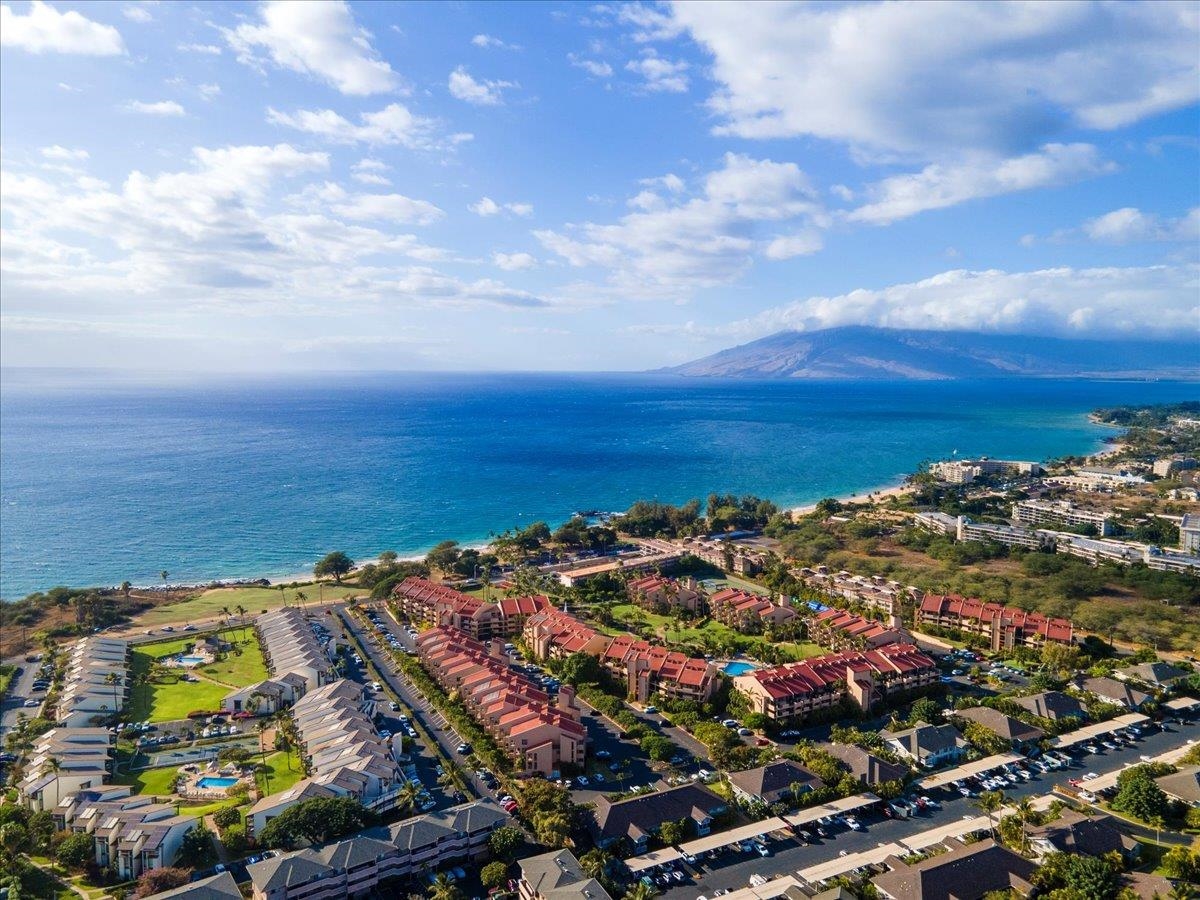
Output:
1 371 1195 599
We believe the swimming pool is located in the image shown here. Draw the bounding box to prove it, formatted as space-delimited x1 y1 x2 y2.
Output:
196 776 239 790
723 661 757 676
177 656 205 666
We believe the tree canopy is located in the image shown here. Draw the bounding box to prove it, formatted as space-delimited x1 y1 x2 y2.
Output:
258 797 376 849
314 551 354 583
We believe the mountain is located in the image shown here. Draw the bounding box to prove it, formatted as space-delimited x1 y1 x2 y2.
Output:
661 326 1200 380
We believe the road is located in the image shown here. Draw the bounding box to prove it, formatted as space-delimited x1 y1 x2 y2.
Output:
653 717 1200 899
1 654 44 744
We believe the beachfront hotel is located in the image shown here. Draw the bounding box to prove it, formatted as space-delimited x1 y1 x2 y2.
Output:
522 608 719 703
1012 499 1113 536
415 627 586 776
391 576 551 639
916 593 1073 650
732 644 937 723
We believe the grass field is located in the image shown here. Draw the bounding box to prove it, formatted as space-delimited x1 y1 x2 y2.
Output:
115 763 181 796
136 583 363 626
125 628 267 721
255 751 303 795
606 603 826 662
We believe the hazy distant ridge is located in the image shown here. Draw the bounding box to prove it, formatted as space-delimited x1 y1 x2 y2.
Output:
661 326 1200 380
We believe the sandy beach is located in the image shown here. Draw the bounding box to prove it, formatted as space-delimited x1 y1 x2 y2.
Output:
788 480 915 516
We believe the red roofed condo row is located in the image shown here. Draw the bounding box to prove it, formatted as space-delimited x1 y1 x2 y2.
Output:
391 577 551 641
810 607 914 650
733 644 939 724
415 627 586 776
626 573 704 614
916 593 1073 651
522 608 719 704
709 587 798 633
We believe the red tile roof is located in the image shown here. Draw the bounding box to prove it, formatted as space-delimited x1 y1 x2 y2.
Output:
738 643 936 699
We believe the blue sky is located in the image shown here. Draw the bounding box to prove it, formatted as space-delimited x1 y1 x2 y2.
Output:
1 0 1197 372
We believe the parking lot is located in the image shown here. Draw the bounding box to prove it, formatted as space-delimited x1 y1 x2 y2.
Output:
649 715 1198 899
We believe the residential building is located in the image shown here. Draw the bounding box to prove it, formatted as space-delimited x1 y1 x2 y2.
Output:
58 790 195 881
1074 465 1146 485
57 636 130 727
222 678 289 716
518 849 614 900
953 707 1045 749
916 593 1073 650
1116 661 1192 689
726 760 823 806
495 594 553 635
1047 533 1200 573
913 511 960 536
678 536 768 576
1154 766 1200 807
626 574 703 614
552 548 682 586
810 608 911 650
881 721 966 768
1181 513 1200 554
245 800 507 900
143 871 242 900
871 838 1036 900
523 609 718 703
1023 809 1140 862
256 608 336 695
587 784 727 852
392 577 550 638
797 567 918 616
733 644 938 723
19 728 114 811
417 627 586 775
1013 499 1113 536
929 458 1042 484
821 743 908 787
1011 691 1087 723
1079 676 1153 711
709 588 798 633
1152 456 1198 478
955 516 1050 550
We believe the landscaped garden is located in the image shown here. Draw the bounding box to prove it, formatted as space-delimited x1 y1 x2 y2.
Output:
136 583 363 626
124 627 268 723
603 603 826 662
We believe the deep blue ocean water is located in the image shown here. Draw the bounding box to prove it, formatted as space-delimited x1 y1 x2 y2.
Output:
1 371 1196 599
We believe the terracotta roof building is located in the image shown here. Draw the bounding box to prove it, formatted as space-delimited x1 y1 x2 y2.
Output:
916 593 1073 651
709 588 798 633
733 644 937 723
810 608 911 650
626 574 703 614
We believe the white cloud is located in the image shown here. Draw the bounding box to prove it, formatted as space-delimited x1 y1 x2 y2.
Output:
122 5 151 23
326 189 444 226
198 83 221 100
640 173 685 193
727 264 1199 340
267 103 469 151
41 145 89 161
225 0 397 96
472 33 520 50
124 99 185 117
1082 207 1200 244
764 230 823 260
536 152 824 297
613 2 687 42
507 202 533 217
178 42 221 55
1 0 125 55
448 66 516 105
669 1 1200 159
391 267 547 308
469 197 533 218
493 251 537 271
848 143 1116 225
568 54 613 78
625 50 688 93
351 158 390 186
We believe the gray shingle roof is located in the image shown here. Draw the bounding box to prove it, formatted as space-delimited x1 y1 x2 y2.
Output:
727 760 824 800
520 849 614 900
142 871 241 900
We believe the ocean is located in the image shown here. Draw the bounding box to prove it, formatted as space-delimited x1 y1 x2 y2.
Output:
1 371 1195 599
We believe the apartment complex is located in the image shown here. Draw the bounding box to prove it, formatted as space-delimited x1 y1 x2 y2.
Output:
245 800 507 900
954 707 1045 749
809 608 911 650
57 787 196 880
626 574 704 614
872 839 1036 900
929 458 1042 484
416 627 586 775
916 594 1073 650
57 636 130 727
519 849 614 900
796 567 917 615
881 722 967 768
1013 499 1112 535
1181 513 1200 554
955 516 1050 550
523 608 719 703
732 643 937 723
709 588 798 633
392 577 550 639
588 783 727 852
1153 455 1198 478
20 727 114 811
256 608 337 695
552 548 682 586
248 678 404 835
677 536 767 576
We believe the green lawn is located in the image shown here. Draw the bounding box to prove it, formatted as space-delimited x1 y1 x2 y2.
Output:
179 798 245 819
114 763 181 796
136 583 363 626
605 603 826 662
125 628 268 721
255 751 303 795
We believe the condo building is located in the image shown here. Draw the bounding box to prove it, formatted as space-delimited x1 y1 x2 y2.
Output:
916 594 1073 650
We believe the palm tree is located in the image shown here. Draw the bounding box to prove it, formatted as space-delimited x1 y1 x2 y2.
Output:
975 790 1004 840
104 671 122 715
579 847 611 880
428 872 463 900
295 591 307 610
236 605 248 641
398 781 420 812
622 882 657 900
160 571 169 590
121 581 132 601
1150 813 1165 846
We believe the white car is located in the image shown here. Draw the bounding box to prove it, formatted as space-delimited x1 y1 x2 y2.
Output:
1083 772 1100 781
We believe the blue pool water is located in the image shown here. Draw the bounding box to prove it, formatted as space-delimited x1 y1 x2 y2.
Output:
2 371 1196 597
177 656 205 666
196 776 238 789
723 661 758 676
